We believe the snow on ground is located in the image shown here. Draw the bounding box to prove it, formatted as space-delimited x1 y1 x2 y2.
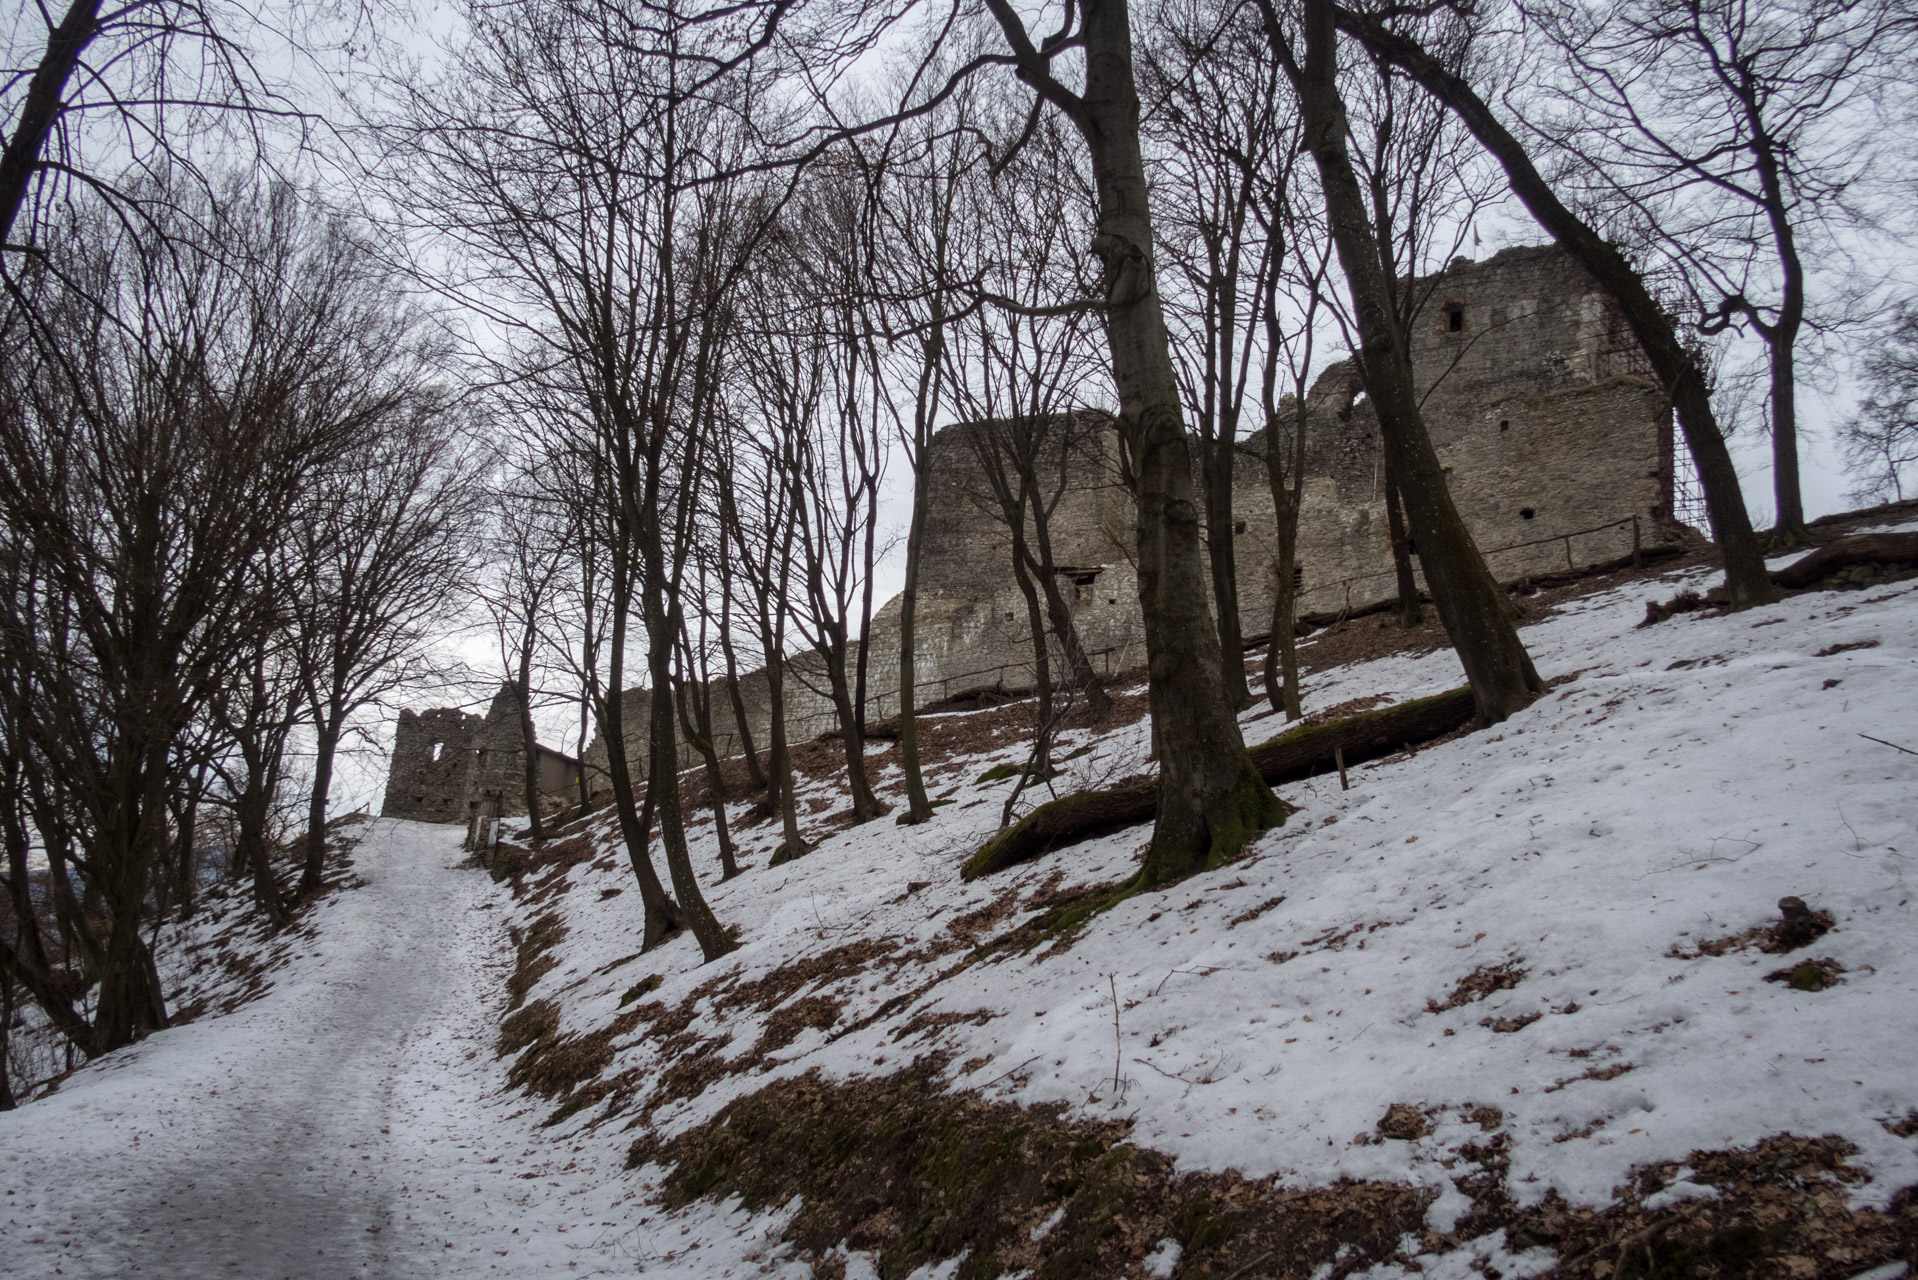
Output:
0 819 810 1278
487 535 1918 1270
3 533 1914 1279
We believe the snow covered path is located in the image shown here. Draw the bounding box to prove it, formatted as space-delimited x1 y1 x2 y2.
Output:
0 819 663 1279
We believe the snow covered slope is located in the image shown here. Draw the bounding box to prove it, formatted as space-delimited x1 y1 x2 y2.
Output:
483 535 1918 1276
3 534 1913 1279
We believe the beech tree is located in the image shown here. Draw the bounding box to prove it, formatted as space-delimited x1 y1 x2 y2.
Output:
1144 0 1289 706
0 178 368 1053
717 407 810 864
1326 3 1777 610
973 0 1287 885
291 407 477 896
398 0 759 959
865 127 963 827
1260 0 1547 726
1520 0 1913 543
942 108 1114 734
481 478 567 845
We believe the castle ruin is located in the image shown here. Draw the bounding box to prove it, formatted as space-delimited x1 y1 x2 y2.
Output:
380 684 582 842
384 244 1686 818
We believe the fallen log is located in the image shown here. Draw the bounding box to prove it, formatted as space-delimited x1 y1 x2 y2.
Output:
962 686 1477 880
1771 532 1918 590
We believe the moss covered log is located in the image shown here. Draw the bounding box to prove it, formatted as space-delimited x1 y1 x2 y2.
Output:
963 687 1476 880
1771 532 1918 590
1243 686 1476 785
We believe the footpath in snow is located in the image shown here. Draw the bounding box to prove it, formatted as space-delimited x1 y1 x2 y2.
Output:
0 819 689 1278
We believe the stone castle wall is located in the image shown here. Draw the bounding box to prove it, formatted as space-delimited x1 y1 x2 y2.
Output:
390 244 1684 808
381 686 581 826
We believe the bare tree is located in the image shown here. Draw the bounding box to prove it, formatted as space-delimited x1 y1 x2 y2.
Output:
481 477 566 845
1145 0 1288 704
1327 4 1777 610
295 418 475 893
1262 0 1548 726
206 611 305 925
671 553 742 881
0 176 366 1054
397 0 769 959
1841 301 1918 502
630 0 1288 882
944 108 1115 732
1521 0 1913 543
717 415 809 864
974 0 1288 885
858 105 972 827
1257 220 1337 721
738 171 891 826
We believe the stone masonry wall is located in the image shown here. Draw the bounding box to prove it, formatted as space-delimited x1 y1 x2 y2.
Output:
380 685 581 825
393 243 1684 805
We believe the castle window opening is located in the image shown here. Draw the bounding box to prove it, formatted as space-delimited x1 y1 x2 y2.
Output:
1292 565 1304 590
1444 299 1466 332
1499 419 1510 432
1233 520 1247 535
430 741 442 762
1520 507 1536 520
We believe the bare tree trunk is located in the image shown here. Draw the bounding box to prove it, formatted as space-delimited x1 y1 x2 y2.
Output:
763 646 808 865
238 761 287 927
1001 540 1057 831
1769 334 1804 540
514 641 545 842
717 576 767 795
1031 560 1113 721
298 717 340 898
1094 0 1280 883
821 644 884 822
91 784 169 1051
1263 422 1307 721
641 619 734 962
675 679 740 880
1284 0 1543 726
1013 0 1285 886
173 762 206 917
1201 433 1250 707
896 433 935 823
1023 440 1114 722
1760 160 1808 541
601 547 680 948
1330 7 1776 609
1383 468 1423 628
853 469 879 742
0 763 95 1056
